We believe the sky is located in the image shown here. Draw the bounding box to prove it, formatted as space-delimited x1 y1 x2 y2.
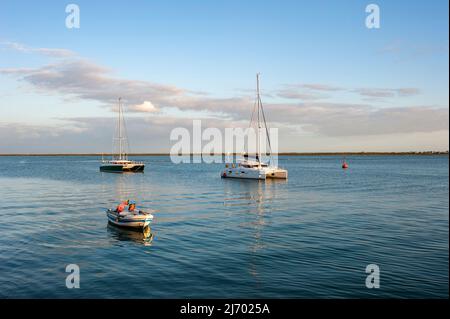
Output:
0 0 448 153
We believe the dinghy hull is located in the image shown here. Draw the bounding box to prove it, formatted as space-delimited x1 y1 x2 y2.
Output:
106 209 153 229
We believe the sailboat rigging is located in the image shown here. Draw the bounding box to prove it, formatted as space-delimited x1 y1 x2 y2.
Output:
221 74 288 180
100 98 145 173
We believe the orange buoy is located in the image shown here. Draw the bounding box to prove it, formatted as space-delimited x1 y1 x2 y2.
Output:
342 161 349 169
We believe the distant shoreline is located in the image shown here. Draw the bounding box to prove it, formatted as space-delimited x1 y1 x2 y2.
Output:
0 151 448 157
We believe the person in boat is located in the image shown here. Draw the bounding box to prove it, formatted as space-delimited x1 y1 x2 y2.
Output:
128 202 141 215
115 200 129 213
128 201 143 214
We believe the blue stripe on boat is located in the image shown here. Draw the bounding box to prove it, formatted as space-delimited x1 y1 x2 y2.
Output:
107 215 152 223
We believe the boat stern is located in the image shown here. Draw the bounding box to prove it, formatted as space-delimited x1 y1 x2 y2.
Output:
265 168 288 179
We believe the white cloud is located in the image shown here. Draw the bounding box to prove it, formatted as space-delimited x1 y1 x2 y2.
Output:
353 88 420 98
1 59 447 137
301 84 343 91
130 101 159 113
0 41 75 58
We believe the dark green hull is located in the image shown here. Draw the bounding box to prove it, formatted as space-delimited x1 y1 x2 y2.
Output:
100 164 145 173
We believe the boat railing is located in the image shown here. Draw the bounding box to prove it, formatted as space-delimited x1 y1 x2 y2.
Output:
101 159 145 165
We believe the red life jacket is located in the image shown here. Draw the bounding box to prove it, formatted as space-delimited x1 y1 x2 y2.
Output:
116 201 128 212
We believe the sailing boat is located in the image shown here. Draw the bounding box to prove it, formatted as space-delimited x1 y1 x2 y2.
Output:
100 98 145 173
221 74 288 180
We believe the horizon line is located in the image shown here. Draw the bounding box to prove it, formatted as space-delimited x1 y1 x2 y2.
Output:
0 151 448 157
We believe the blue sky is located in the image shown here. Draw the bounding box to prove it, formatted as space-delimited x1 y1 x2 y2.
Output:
0 0 448 153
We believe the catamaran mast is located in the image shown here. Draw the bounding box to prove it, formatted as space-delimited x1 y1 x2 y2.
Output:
256 73 262 168
118 97 123 160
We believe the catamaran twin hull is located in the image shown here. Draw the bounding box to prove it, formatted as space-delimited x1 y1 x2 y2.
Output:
219 74 288 181
221 166 288 180
100 161 145 173
100 98 145 173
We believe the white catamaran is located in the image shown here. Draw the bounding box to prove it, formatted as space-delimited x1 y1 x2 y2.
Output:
100 98 145 173
221 74 288 180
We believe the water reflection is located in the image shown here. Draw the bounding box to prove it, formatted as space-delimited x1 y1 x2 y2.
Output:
222 178 284 208
222 179 284 282
107 224 154 246
100 170 148 209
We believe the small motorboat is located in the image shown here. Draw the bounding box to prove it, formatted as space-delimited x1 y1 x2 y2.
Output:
106 208 154 229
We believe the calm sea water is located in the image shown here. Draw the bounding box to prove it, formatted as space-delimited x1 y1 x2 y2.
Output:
0 155 448 298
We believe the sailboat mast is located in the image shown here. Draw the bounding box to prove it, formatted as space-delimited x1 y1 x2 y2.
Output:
256 73 261 167
118 97 122 160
